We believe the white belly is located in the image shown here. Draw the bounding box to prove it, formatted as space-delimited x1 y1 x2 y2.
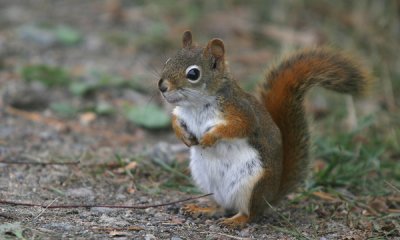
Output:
190 139 263 214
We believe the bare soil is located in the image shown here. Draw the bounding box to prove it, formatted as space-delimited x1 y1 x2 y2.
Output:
0 1 398 239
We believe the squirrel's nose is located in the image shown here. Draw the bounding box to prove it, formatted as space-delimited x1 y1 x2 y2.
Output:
158 78 168 93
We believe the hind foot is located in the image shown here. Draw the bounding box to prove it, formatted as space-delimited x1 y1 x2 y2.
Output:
218 212 249 229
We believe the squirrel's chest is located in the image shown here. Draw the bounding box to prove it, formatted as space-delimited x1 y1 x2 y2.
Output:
173 104 223 139
173 104 264 213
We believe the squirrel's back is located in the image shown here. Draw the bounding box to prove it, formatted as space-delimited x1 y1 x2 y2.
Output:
259 48 370 200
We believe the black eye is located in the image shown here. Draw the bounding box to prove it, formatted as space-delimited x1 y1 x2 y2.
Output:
185 65 201 83
187 69 200 80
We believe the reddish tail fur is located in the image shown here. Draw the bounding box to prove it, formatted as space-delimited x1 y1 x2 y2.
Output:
259 48 370 199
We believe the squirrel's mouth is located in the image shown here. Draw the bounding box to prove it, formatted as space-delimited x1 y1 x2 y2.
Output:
162 92 184 104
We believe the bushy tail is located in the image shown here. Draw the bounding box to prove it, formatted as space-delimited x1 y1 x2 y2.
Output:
259 48 370 199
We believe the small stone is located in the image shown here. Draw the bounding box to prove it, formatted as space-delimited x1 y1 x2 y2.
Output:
154 212 165 219
208 224 220 231
145 233 156 240
144 208 156 215
115 194 127 200
66 187 94 200
204 220 213 225
171 237 183 240
239 227 251 237
91 207 114 214
43 222 74 231
99 214 129 226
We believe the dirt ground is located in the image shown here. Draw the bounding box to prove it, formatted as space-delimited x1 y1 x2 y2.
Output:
0 1 399 239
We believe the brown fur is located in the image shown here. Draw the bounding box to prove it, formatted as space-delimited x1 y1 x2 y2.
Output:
200 101 252 147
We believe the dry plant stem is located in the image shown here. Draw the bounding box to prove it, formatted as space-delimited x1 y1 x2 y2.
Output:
345 95 357 131
33 198 58 220
382 63 396 112
0 193 212 209
385 180 400 193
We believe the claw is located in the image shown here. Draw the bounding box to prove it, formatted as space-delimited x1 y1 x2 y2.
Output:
217 213 249 229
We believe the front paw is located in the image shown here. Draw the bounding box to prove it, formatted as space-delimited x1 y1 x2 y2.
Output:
181 204 218 218
200 132 218 148
182 134 199 147
177 120 198 147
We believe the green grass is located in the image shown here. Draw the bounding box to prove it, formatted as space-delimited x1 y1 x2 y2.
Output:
310 113 398 196
152 157 200 194
21 65 71 87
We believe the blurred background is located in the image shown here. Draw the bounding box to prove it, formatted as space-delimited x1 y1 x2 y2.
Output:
0 0 399 238
1 1 399 123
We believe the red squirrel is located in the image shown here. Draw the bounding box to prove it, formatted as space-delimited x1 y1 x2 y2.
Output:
158 31 370 228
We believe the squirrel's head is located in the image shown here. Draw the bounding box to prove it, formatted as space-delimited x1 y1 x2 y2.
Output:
158 31 228 106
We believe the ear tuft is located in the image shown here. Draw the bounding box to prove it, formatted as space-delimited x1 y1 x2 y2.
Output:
182 30 193 48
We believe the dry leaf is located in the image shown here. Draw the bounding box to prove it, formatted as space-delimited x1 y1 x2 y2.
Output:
127 187 136 194
79 112 96 126
312 191 339 202
116 161 138 173
124 161 138 171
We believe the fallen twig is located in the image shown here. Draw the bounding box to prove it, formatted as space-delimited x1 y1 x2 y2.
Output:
0 160 80 165
0 193 212 209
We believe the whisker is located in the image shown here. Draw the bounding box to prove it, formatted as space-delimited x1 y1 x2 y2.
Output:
180 88 210 104
145 90 160 107
181 92 207 102
135 57 162 79
148 63 161 78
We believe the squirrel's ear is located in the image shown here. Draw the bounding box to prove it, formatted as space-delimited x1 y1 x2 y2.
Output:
182 30 193 48
204 38 225 70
